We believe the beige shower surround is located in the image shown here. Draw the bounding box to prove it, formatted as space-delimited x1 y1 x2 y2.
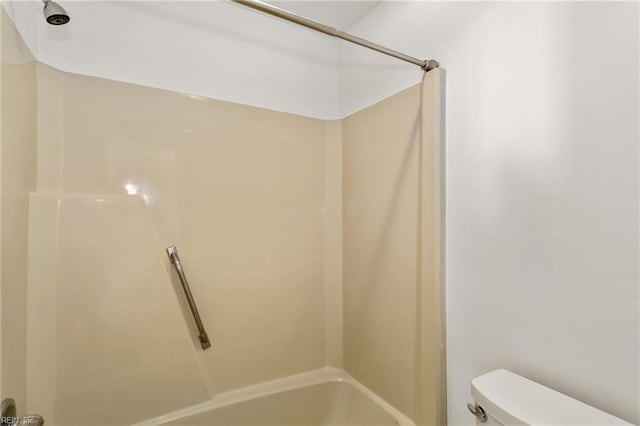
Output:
343 75 445 426
0 9 37 414
3 12 445 424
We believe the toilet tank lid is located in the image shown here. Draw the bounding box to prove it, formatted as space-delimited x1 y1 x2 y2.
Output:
471 370 631 426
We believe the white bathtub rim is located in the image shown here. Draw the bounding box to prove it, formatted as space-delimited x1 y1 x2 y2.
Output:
132 367 414 426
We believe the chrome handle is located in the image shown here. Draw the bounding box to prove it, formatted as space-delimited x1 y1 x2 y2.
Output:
467 403 487 422
166 246 211 350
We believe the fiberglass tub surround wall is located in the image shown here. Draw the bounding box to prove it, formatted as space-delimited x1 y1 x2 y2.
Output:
343 85 421 418
343 70 445 425
0 8 37 415
27 65 331 425
25 65 445 425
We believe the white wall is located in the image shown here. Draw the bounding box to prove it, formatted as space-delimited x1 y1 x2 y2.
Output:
2 0 358 119
343 2 639 424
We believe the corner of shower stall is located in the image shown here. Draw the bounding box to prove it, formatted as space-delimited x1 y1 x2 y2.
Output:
2 8 446 424
341 69 447 426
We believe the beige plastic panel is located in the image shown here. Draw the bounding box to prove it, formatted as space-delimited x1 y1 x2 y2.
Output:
35 64 63 192
324 120 344 368
1 8 37 411
25 194 59 422
342 71 446 424
54 71 328 393
25 48 443 425
416 69 446 426
28 66 330 423
343 85 421 419
27 193 210 425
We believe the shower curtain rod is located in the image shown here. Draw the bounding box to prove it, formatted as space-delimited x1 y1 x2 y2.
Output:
231 0 439 72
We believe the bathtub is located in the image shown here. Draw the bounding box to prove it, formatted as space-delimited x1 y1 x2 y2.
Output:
136 368 414 426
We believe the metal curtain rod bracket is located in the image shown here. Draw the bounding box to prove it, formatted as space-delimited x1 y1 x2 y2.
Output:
231 0 439 72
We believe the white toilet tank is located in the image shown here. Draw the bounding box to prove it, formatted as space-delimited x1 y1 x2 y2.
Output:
469 369 632 425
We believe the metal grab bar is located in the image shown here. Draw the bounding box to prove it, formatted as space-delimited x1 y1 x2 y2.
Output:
166 246 211 350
